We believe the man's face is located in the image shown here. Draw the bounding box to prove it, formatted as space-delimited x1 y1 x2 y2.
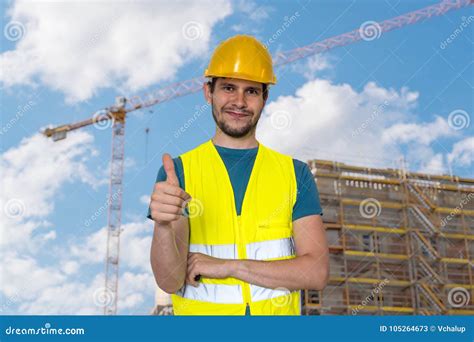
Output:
205 78 266 138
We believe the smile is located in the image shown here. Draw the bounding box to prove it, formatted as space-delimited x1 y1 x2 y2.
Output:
225 111 251 119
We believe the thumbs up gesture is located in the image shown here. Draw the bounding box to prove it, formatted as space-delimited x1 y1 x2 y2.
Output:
150 154 191 224
163 153 179 186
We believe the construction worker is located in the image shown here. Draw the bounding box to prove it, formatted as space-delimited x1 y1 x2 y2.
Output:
148 35 329 315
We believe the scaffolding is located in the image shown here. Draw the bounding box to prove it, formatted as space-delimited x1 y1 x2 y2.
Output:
304 159 474 315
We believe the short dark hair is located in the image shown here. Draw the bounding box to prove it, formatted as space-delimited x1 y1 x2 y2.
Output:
207 78 268 101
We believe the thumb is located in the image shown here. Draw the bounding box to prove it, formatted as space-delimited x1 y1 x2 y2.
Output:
162 153 179 186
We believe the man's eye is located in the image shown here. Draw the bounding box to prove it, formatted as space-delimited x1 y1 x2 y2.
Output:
223 86 234 92
247 89 259 96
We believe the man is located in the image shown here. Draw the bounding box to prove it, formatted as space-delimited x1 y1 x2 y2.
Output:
148 35 328 315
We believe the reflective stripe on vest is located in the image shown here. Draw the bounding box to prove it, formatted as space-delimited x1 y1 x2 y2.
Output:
190 243 238 259
191 238 294 261
177 283 244 304
250 285 295 302
246 237 295 260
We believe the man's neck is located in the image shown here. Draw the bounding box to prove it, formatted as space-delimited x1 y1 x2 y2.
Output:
212 129 259 149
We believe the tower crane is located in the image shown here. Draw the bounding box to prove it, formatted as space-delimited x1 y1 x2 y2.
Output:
42 0 472 315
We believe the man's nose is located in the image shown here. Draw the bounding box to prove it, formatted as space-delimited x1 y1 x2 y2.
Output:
231 90 247 109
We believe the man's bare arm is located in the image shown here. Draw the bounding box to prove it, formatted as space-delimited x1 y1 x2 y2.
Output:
149 154 191 294
186 214 329 290
150 217 189 294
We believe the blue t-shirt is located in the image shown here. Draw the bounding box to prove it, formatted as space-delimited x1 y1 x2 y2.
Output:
147 144 323 221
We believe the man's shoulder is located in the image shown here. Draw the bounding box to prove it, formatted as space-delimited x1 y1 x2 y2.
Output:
292 158 308 169
292 159 313 182
181 140 212 158
258 144 311 177
172 156 183 168
259 144 296 165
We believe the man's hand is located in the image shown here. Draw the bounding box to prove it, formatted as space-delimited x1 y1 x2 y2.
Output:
186 253 233 287
149 153 192 225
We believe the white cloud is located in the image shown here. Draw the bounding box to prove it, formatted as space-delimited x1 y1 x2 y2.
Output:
17 270 155 315
0 254 66 302
292 54 333 80
41 230 57 242
237 0 272 21
61 260 80 275
258 79 419 168
117 271 155 312
71 221 153 272
70 228 106 265
447 137 474 167
417 152 446 175
0 130 97 313
381 116 455 145
140 194 150 206
16 273 106 315
257 78 470 176
3 238 155 315
120 222 154 272
379 116 463 175
0 130 155 314
0 131 99 251
19 280 101 315
1 0 232 102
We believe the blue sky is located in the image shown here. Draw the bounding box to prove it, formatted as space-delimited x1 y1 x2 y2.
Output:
0 0 472 314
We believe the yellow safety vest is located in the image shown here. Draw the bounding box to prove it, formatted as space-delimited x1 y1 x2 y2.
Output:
172 140 300 315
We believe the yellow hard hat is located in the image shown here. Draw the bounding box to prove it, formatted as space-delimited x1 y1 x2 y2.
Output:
205 35 277 85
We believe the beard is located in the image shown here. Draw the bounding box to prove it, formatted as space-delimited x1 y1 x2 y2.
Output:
211 103 261 138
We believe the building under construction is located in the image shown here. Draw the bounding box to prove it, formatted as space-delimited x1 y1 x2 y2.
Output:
304 159 473 315
152 159 474 316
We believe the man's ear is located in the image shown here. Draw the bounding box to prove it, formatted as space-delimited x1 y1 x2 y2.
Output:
203 82 212 104
262 83 269 103
263 91 269 104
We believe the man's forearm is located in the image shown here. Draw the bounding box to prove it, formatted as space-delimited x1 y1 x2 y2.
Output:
150 222 187 293
228 255 328 291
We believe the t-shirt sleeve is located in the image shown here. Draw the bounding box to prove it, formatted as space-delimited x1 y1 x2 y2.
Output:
147 157 185 220
292 159 323 221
